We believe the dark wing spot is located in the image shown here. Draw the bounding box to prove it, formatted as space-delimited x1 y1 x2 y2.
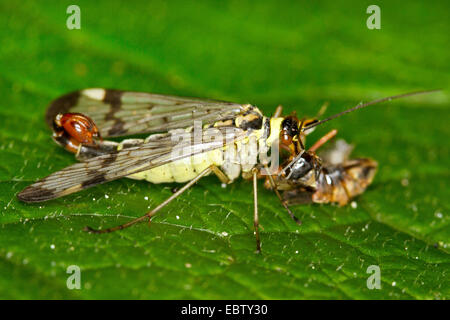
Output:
103 89 123 105
104 90 122 120
81 174 107 189
77 144 119 161
46 91 81 128
239 117 263 130
107 121 127 136
101 152 118 166
17 186 56 203
102 90 127 136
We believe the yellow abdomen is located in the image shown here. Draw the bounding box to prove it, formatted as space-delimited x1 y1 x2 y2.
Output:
126 148 224 183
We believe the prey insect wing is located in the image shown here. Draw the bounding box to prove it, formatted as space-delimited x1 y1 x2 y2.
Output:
46 88 247 138
18 126 247 202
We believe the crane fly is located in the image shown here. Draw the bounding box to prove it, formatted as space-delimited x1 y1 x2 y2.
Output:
17 88 439 252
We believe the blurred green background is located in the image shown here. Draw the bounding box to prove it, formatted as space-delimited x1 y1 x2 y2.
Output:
0 0 448 299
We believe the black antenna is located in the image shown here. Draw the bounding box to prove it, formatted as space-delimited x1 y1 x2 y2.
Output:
302 89 441 131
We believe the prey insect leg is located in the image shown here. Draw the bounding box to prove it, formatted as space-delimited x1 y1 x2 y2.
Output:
84 166 213 234
252 168 261 253
264 165 302 225
308 129 338 153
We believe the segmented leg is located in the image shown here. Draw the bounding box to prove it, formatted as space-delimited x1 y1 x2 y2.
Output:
252 168 261 253
316 101 329 118
308 129 338 153
264 165 302 225
273 105 283 118
84 165 213 234
210 165 231 184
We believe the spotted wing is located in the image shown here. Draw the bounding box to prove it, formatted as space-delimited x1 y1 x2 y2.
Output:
18 127 245 202
46 88 247 137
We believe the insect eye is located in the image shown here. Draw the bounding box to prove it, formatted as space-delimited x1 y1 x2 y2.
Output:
291 122 299 137
280 116 300 145
280 116 300 146
55 113 100 145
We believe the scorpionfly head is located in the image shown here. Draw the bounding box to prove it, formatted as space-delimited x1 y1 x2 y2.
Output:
54 113 101 144
52 113 102 154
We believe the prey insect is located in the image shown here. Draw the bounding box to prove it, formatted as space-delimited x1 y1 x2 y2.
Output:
17 88 438 252
272 134 378 207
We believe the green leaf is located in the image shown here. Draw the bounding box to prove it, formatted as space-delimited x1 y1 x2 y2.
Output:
0 0 448 299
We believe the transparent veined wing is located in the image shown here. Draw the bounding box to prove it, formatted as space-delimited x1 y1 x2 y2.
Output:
18 126 246 202
45 89 248 137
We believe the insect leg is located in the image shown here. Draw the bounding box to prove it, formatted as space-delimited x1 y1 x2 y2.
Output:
273 105 283 117
210 165 231 184
252 168 262 253
84 166 213 234
264 165 302 225
316 101 329 118
308 129 338 153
